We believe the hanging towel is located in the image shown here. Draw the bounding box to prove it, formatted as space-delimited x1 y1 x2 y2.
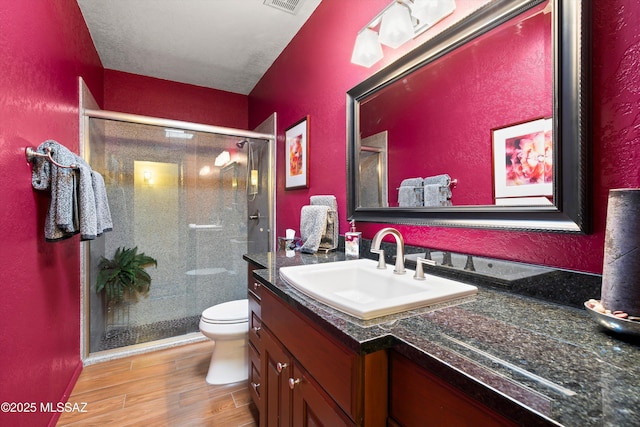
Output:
310 195 338 251
423 174 450 186
32 140 79 240
92 170 113 237
300 205 329 254
31 140 113 241
310 195 337 211
423 184 443 207
401 177 424 188
423 174 452 207
75 157 99 240
398 177 423 207
398 187 422 207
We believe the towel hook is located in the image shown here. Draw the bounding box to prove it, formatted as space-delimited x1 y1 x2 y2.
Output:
25 146 78 169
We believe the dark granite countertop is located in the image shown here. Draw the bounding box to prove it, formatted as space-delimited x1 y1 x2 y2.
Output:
243 251 640 427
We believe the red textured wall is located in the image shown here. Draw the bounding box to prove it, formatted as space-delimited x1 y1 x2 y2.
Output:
103 70 249 128
361 8 552 206
250 0 640 274
0 1 103 426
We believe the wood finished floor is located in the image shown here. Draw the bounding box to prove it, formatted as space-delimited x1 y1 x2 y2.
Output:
57 340 258 427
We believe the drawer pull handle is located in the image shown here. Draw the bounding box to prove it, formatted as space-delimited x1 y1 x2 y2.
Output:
252 326 261 333
288 378 300 390
253 282 261 290
276 362 288 373
251 382 260 392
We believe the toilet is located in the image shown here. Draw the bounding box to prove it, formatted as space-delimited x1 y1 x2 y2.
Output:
199 299 249 385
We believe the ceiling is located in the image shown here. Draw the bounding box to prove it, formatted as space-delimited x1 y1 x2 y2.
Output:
76 0 322 95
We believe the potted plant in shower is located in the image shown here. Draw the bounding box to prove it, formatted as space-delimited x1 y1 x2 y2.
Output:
96 246 158 306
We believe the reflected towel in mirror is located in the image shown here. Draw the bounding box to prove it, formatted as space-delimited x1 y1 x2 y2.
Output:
398 177 423 207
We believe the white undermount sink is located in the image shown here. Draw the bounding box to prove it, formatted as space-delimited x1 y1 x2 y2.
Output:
279 258 478 320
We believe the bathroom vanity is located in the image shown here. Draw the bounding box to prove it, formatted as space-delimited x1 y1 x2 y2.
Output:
244 251 640 426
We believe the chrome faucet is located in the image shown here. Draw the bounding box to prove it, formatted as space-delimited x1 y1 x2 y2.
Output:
370 227 405 274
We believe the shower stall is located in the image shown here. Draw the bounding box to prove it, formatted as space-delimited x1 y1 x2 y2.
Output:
80 109 275 359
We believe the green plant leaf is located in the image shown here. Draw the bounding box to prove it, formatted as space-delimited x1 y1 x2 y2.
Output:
95 246 158 304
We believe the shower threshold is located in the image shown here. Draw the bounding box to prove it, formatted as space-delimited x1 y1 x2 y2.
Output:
98 315 201 352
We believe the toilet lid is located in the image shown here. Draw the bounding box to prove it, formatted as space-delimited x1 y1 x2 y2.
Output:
201 299 248 323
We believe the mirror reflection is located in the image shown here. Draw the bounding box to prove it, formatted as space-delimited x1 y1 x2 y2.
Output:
358 0 552 208
347 0 590 232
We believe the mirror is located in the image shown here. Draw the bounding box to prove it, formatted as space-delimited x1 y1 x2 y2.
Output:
347 0 590 232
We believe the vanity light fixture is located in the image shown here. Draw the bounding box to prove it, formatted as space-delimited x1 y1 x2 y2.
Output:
411 0 456 27
378 1 415 48
351 0 456 68
351 27 384 68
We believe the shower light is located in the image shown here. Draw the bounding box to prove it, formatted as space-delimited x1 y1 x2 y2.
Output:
214 151 231 166
249 169 259 195
199 165 212 176
165 128 194 139
143 170 153 185
350 0 456 67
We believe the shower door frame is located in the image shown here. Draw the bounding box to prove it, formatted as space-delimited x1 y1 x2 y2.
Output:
79 107 276 363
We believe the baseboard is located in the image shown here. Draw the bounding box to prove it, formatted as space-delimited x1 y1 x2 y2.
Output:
47 360 83 427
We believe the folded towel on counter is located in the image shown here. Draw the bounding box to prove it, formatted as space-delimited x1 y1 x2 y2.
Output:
310 195 338 251
300 205 329 254
31 140 113 241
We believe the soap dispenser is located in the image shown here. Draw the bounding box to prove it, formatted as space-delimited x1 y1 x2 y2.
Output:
345 220 362 258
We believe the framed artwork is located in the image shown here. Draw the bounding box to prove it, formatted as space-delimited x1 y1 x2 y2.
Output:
492 117 553 200
285 115 309 190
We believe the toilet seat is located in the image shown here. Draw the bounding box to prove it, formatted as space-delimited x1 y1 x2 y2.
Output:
201 299 248 324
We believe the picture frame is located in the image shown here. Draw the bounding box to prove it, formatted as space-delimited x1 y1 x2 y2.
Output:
492 117 553 201
285 115 309 190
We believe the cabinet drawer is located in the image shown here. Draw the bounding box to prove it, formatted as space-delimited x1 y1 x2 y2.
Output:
261 286 358 419
249 341 261 404
249 293 262 349
247 262 263 300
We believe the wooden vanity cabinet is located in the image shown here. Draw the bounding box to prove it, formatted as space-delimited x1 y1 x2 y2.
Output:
261 325 352 427
247 261 265 424
388 351 519 427
259 282 387 427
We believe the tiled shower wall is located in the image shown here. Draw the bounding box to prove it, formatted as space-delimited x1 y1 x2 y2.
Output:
87 118 254 351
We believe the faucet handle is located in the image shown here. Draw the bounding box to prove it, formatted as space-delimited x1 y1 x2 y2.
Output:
370 249 386 269
413 257 437 280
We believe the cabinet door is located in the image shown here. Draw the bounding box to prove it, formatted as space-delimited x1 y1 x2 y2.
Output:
290 362 353 427
389 351 518 427
262 326 293 427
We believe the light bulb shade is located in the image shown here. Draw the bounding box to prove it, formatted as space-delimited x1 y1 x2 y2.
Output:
351 27 383 68
378 2 415 49
411 0 456 28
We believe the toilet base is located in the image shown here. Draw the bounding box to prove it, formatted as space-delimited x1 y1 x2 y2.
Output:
205 338 248 385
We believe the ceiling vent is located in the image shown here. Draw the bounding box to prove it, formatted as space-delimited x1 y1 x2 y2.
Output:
263 0 305 15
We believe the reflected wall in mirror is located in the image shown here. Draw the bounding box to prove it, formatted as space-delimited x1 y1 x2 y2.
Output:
347 0 590 232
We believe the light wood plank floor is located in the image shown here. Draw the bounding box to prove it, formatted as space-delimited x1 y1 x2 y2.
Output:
57 341 258 427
